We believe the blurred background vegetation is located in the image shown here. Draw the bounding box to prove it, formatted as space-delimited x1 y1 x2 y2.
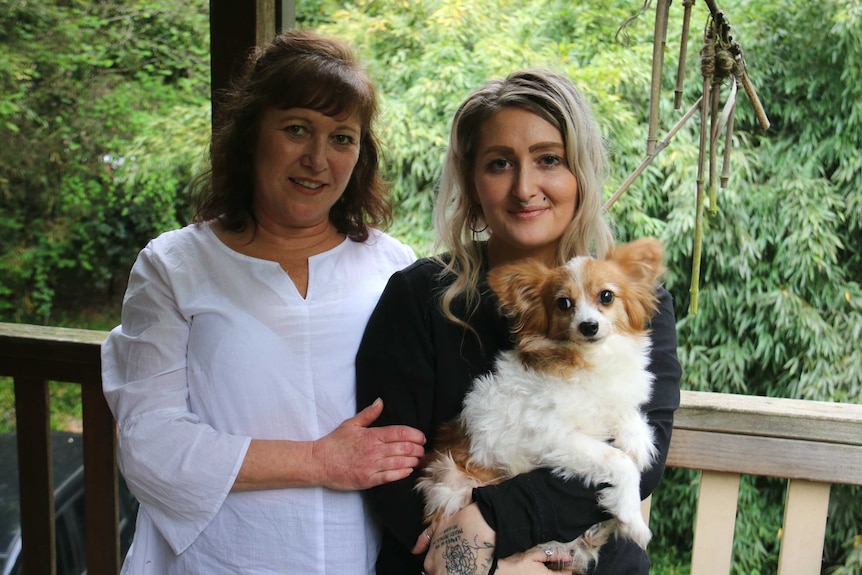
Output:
0 0 859 572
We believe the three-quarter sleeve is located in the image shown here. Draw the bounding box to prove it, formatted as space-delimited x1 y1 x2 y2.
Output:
101 243 250 554
472 287 681 557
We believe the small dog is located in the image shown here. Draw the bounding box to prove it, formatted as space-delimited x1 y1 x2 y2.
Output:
416 238 665 572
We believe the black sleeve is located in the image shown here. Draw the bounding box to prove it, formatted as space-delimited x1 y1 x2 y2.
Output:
356 268 436 552
472 287 681 557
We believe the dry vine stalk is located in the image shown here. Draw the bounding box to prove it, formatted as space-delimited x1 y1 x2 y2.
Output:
674 0 696 110
647 0 672 155
606 0 769 315
690 7 769 313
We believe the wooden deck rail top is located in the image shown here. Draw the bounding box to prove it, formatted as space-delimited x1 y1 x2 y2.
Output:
1 321 861 574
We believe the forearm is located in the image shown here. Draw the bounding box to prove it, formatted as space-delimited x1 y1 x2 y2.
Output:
424 504 496 575
639 407 674 499
232 438 319 491
473 469 607 558
236 400 425 493
423 504 570 575
640 286 682 497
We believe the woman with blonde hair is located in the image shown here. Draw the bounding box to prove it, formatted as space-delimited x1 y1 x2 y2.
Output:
357 69 680 574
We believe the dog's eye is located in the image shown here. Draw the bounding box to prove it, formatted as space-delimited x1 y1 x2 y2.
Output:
556 297 573 311
599 290 615 305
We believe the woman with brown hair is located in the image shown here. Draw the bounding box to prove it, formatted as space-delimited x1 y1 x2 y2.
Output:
102 29 425 574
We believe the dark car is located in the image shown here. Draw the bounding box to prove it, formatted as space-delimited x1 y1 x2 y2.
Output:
0 431 138 575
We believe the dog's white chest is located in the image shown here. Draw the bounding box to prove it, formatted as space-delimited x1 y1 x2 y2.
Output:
461 342 652 473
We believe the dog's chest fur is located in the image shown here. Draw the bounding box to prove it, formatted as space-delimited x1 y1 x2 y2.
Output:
461 332 653 475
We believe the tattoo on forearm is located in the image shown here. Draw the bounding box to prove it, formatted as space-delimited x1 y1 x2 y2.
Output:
432 524 495 575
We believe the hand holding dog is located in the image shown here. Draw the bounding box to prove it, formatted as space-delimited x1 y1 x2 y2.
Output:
420 505 565 575
312 397 426 490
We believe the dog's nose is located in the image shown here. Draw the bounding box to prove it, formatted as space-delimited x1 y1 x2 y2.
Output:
578 320 599 337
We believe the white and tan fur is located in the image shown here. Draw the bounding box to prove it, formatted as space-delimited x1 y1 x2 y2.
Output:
416 238 665 572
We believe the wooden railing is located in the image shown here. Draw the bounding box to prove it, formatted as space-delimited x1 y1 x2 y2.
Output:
1 321 861 574
0 322 119 575
648 391 862 573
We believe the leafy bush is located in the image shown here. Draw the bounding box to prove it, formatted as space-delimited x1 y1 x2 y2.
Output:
0 0 210 322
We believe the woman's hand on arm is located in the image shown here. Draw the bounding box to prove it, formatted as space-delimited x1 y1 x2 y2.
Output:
233 398 426 491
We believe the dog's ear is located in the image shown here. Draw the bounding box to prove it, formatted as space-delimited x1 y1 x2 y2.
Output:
608 238 665 286
487 259 550 325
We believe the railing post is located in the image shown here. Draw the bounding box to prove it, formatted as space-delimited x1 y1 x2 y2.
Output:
777 479 831 574
14 377 56 575
82 382 121 574
690 470 740 575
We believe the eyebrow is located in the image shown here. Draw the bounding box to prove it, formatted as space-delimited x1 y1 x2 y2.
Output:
278 112 361 134
479 141 564 155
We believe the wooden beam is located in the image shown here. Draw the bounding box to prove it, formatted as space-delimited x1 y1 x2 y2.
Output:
208 0 284 126
777 480 831 574
675 390 862 445
209 1 255 123
279 0 296 31
0 323 104 384
668 428 862 485
82 383 121 574
14 377 55 575
691 471 740 575
256 0 277 45
668 390 862 486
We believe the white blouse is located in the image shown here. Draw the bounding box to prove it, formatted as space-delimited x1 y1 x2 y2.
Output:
101 223 415 574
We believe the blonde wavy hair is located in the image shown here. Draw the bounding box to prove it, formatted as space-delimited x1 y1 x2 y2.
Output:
433 69 614 330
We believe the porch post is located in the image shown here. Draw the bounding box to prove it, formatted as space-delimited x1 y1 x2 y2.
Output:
209 0 294 125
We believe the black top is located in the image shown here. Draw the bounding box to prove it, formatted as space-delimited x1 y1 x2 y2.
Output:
356 252 681 574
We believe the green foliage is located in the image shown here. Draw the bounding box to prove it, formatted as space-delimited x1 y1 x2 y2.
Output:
828 486 862 575
0 379 85 434
660 0 862 412
649 467 698 571
0 379 13 434
649 1 862 568
0 0 210 322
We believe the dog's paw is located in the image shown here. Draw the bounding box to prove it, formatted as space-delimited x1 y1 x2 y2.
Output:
613 430 657 472
627 440 658 472
537 539 600 575
618 516 652 549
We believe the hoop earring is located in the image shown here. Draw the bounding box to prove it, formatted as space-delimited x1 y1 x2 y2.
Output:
469 213 488 234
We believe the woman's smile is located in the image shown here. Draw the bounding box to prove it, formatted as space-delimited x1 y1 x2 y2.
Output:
510 206 548 219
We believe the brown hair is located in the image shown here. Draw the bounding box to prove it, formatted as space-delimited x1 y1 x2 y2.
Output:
192 28 390 241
